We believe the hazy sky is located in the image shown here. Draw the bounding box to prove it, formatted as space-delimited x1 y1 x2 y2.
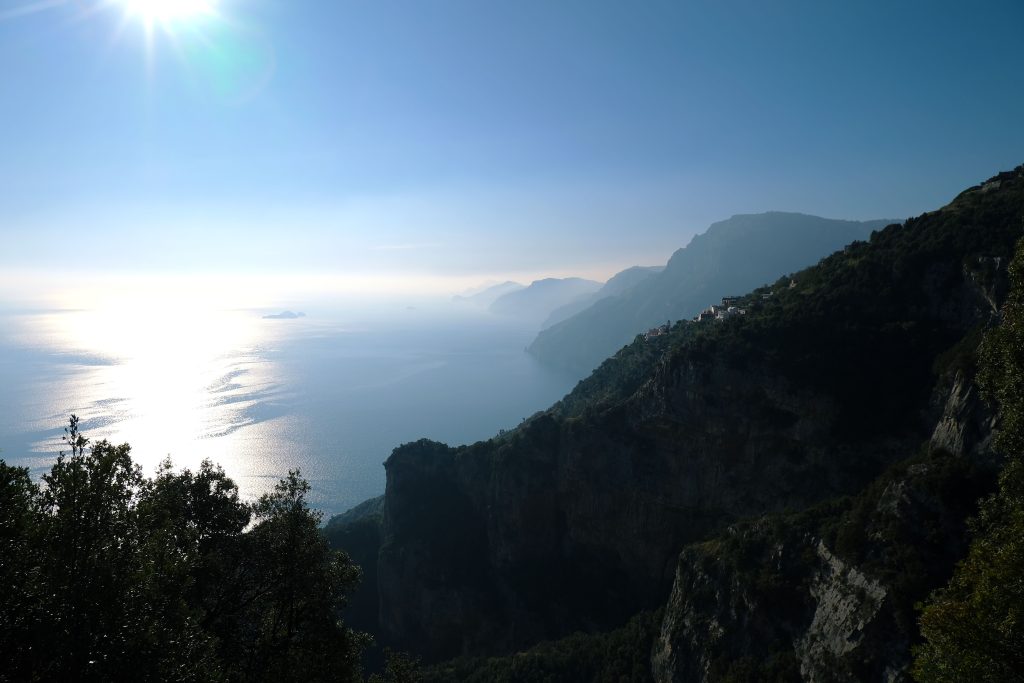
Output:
2 0 1024 300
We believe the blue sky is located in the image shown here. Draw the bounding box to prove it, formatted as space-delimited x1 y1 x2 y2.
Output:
2 0 1023 297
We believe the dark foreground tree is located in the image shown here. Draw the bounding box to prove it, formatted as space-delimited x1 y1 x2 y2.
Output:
913 239 1024 682
227 471 368 681
368 649 422 683
0 419 366 683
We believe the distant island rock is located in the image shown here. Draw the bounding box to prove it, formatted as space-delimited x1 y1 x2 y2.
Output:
262 310 306 319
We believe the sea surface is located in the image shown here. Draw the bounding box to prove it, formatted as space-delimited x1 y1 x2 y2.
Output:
0 305 576 517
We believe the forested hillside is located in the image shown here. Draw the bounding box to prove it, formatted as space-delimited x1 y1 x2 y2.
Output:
5 167 1024 682
327 166 1024 681
528 212 892 377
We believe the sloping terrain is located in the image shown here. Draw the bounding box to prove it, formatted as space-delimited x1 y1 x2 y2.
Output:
328 167 1024 678
528 213 892 377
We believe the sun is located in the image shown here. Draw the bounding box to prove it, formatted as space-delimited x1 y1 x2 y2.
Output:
116 0 217 24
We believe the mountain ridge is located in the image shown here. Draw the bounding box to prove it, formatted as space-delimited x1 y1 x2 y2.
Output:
328 166 1024 680
528 212 896 377
452 281 525 308
541 265 664 329
488 276 603 324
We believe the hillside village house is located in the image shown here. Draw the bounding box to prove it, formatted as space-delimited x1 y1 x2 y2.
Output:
694 296 748 323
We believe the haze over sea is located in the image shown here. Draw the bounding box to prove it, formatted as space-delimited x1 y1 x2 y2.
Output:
0 298 575 517
3 0 1021 531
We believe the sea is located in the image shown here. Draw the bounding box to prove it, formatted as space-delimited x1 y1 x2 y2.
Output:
0 304 576 518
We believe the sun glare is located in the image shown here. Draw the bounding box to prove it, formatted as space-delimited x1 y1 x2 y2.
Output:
117 0 216 23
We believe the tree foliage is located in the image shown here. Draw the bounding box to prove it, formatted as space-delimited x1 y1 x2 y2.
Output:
0 418 366 683
368 649 423 683
420 610 662 683
913 237 1024 682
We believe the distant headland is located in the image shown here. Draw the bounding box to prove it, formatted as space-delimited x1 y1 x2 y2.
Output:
262 310 306 319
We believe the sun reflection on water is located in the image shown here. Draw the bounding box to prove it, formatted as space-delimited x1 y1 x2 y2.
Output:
6 302 299 502
1 289 582 516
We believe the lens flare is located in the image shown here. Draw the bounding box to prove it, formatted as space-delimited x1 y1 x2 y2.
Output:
118 0 216 23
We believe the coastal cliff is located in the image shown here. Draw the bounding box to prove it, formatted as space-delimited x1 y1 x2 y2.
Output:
328 167 1024 677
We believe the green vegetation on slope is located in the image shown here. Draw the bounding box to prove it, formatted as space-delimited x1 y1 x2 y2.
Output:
530 213 891 377
374 166 1024 671
0 417 366 683
655 445 994 681
559 168 1023 428
913 236 1024 682
324 495 384 637
421 610 662 683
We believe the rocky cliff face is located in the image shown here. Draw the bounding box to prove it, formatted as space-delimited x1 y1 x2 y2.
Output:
651 430 996 683
795 541 892 681
930 369 997 461
650 264 1008 683
378 349 933 661
369 167 1024 670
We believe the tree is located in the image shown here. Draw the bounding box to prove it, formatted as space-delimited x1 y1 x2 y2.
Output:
133 458 252 680
913 239 1024 681
0 419 368 683
217 470 367 682
369 649 422 683
0 460 39 679
34 418 145 681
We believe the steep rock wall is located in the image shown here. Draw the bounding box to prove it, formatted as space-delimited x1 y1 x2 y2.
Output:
375 167 1024 664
